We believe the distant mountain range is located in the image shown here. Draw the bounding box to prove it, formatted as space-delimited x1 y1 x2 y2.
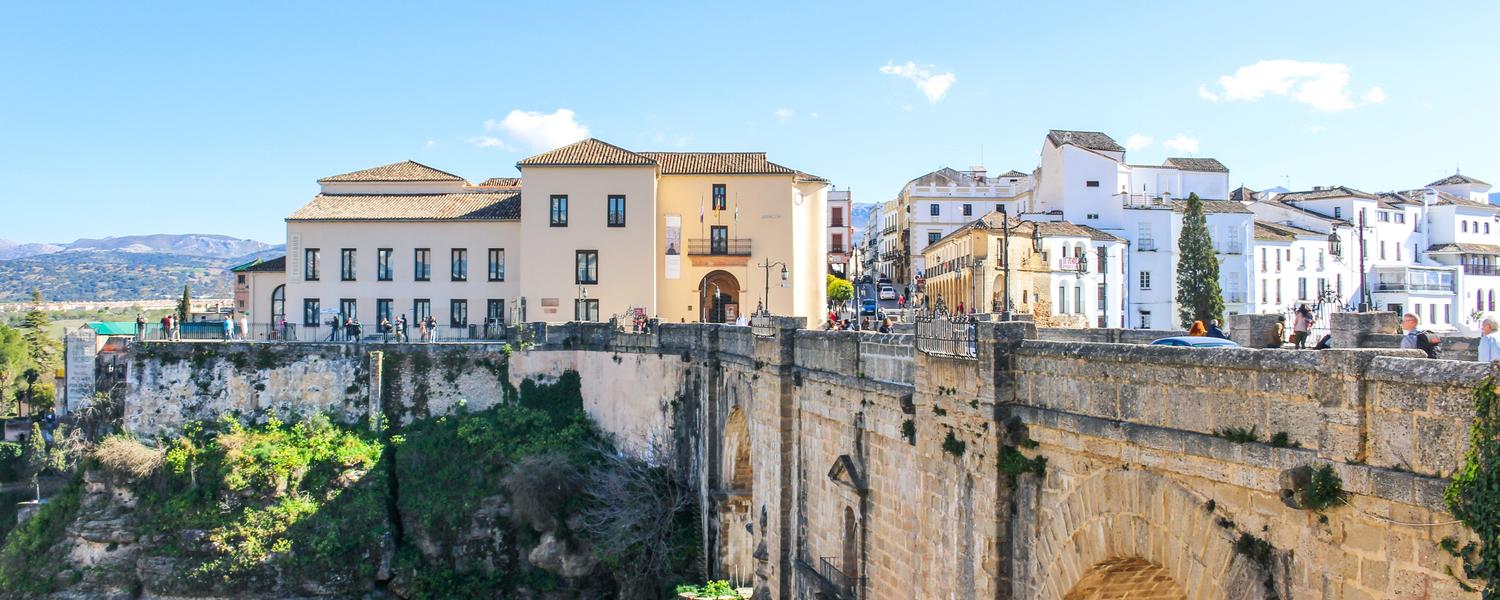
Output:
0 234 283 302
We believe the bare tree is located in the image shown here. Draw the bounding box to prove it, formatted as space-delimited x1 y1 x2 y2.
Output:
574 442 698 599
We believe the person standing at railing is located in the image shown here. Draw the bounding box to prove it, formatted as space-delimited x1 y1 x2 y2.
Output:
397 315 408 343
1291 305 1314 349
425 315 437 342
380 317 392 343
222 316 233 341
239 315 248 341
1478 315 1500 362
136 314 146 342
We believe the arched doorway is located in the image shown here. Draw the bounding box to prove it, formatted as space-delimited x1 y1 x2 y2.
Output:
699 270 741 323
1063 558 1185 600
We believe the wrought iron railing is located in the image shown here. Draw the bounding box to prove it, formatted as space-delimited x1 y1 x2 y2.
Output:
914 311 977 358
819 557 865 599
1465 264 1500 276
687 238 753 256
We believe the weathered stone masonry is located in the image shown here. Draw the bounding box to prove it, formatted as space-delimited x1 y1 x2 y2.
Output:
126 320 1489 598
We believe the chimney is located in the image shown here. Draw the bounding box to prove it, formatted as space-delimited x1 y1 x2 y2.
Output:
970 165 987 183
1312 185 1327 191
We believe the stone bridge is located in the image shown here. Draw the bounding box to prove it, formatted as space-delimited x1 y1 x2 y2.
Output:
125 318 1488 598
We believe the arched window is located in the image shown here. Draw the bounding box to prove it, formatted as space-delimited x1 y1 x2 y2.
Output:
1463 222 1469 233
270 285 285 324
1489 290 1495 312
1479 290 1485 312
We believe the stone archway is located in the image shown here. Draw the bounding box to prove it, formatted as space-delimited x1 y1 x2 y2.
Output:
1063 557 1185 600
1025 468 1264 600
719 406 755 582
699 270 742 323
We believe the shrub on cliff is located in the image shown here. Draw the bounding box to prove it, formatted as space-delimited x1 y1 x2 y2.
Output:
131 415 388 592
0 475 82 596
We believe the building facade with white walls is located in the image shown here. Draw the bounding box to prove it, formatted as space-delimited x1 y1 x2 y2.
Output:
827 189 852 277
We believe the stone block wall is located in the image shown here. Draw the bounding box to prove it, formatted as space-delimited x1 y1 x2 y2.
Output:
1035 327 1184 345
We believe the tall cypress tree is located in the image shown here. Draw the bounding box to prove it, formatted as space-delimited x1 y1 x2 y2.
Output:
177 285 192 323
1175 193 1225 327
20 289 57 373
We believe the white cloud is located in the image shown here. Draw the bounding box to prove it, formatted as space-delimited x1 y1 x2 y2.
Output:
774 107 794 123
1305 125 1327 134
481 109 589 151
809 112 820 120
879 61 956 103
469 136 512 150
1197 60 1384 112
1162 134 1199 154
424 140 437 148
1125 134 1154 151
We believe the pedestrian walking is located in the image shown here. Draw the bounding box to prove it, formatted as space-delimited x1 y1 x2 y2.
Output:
1188 320 1206 337
426 315 437 342
1399 313 1442 359
398 315 408 343
1292 304 1314 349
1479 315 1500 362
222 316 233 341
380 317 392 343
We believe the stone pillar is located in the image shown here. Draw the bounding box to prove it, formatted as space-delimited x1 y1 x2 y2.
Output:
367 351 383 429
1227 313 1283 348
1330 311 1400 349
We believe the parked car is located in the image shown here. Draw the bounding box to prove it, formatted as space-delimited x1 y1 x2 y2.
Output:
860 275 873 284
860 299 878 316
879 275 891 284
1150 336 1240 348
878 285 896 300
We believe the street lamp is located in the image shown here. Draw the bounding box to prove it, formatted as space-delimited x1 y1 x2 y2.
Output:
758 258 788 315
576 286 589 321
998 206 1013 320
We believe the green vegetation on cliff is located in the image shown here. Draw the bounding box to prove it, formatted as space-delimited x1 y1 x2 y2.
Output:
0 476 81 596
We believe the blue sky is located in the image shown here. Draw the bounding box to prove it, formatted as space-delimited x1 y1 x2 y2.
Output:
2 1 1496 244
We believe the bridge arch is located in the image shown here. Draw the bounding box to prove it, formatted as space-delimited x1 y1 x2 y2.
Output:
1028 467 1265 600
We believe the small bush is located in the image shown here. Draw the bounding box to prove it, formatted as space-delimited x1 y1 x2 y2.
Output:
94 436 164 481
941 430 966 458
1302 464 1344 511
999 445 1046 478
503 453 582 532
1269 431 1301 448
900 420 915 446
1216 425 1259 444
0 442 21 482
1234 533 1273 568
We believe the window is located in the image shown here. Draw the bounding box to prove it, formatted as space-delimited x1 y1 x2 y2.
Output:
1097 247 1106 273
1336 274 1343 296
303 299 320 326
340 249 356 281
1317 249 1325 270
831 207 843 227
414 249 431 281
1260 248 1267 272
1086 213 1099 220
1275 282 1281 304
1075 286 1083 316
1261 280 1268 304
304 248 320 281
486 299 505 325
832 233 844 252
1085 180 1100 188
1463 221 1470 233
488 249 505 281
1139 271 1151 290
1395 244 1401 261
576 250 599 284
1298 278 1308 301
550 195 569 226
1139 310 1151 329
712 184 727 211
575 299 600 322
962 203 972 216
1395 213 1405 224
339 299 357 321
1275 251 1281 272
450 299 468 327
1058 284 1068 314
413 299 431 323
376 299 393 323
1299 248 1306 270
1379 241 1386 260
1378 212 1390 222
995 203 1004 213
1097 283 1106 311
1429 303 1436 324
1334 207 1343 219
270 285 285 324
929 204 940 217
236 274 245 284
451 248 468 281
928 231 941 245
711 226 729 254
377 248 393 281
607 195 627 227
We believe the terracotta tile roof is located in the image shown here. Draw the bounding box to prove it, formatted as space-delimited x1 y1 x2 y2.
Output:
998 170 1029 178
1428 242 1500 254
1163 157 1229 173
1075 224 1126 243
1254 223 1295 242
318 160 465 183
1275 186 1379 201
1385 189 1499 211
477 177 522 187
229 256 286 273
794 170 828 183
1229 185 1258 202
636 151 796 176
287 192 521 221
1429 173 1489 187
516 138 655 168
1046 130 1125 153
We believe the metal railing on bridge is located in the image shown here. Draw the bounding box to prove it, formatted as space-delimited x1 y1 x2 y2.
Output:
138 322 512 344
913 308 977 358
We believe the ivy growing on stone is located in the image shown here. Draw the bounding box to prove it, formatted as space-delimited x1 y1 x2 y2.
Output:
1442 376 1500 594
941 430 965 458
900 420 915 446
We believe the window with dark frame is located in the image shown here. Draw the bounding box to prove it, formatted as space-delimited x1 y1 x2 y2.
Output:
303 299 320 326
711 226 729 254
486 299 505 325
377 248 393 281
414 248 431 281
576 250 598 284
413 299 431 323
339 299 357 321
712 185 727 211
1086 181 1100 188
488 248 505 281
607 195 626 227
304 248 320 281
376 299 393 324
451 248 468 281
340 249 356 281
929 204 939 216
450 299 468 327
962 203 972 216
550 195 569 226
575 299 600 322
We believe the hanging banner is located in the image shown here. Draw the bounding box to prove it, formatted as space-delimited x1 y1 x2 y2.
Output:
64 328 97 415
665 214 681 279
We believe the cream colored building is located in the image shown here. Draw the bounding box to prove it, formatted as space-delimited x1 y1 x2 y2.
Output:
921 212 1127 326
238 140 829 335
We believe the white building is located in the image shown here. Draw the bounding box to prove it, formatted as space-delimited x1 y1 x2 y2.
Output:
875 199 902 283
1031 130 1252 329
901 167 1033 288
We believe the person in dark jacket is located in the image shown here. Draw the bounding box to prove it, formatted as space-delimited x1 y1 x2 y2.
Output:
1205 319 1229 339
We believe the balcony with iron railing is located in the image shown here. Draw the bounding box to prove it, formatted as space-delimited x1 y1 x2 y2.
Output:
1464 264 1500 276
687 238 752 256
1372 266 1457 294
818 557 865 599
1122 193 1175 209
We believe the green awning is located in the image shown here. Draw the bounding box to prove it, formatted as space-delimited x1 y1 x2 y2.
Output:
86 322 138 336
